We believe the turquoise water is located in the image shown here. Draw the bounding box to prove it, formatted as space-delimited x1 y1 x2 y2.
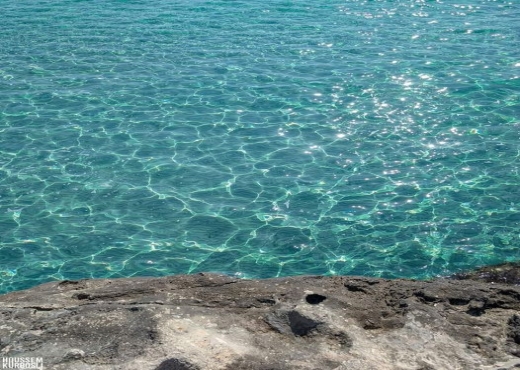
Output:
1 0 519 294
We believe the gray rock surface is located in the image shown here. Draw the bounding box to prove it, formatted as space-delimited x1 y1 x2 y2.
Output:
1 266 520 370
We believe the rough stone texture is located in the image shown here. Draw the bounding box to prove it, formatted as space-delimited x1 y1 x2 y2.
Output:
1 265 520 369
452 262 520 285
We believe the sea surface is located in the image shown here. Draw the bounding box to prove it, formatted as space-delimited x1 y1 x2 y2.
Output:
1 0 519 294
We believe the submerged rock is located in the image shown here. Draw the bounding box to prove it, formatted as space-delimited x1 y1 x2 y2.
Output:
1 266 520 369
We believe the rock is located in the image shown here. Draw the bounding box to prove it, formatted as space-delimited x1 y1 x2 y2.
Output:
451 262 520 285
1 267 520 369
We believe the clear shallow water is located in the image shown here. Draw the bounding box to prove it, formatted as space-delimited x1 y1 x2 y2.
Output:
1 0 519 293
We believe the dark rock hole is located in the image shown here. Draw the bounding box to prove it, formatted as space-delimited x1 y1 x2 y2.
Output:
448 298 470 306
155 358 199 370
75 293 90 300
414 291 442 303
306 294 327 305
345 284 367 293
467 307 485 317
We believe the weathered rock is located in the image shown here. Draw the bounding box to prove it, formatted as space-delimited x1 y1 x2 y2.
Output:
1 266 520 370
452 262 520 285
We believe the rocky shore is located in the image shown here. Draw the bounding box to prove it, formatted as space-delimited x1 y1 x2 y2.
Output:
1 264 520 370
